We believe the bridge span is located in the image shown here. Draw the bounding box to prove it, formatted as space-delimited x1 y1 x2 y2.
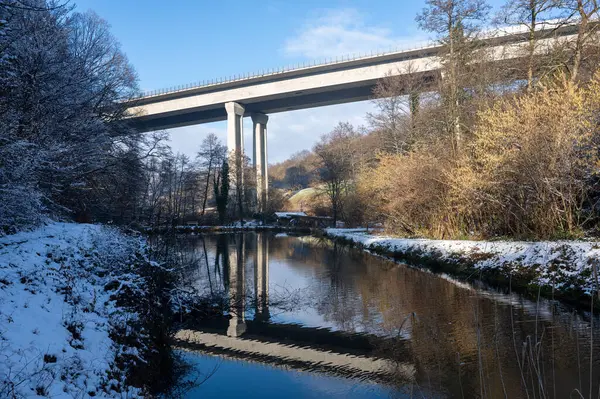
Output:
125 24 581 207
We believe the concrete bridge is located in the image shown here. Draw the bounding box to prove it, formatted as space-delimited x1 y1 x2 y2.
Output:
125 23 582 206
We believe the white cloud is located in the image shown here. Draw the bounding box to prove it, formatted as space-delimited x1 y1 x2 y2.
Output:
283 8 427 59
167 8 413 164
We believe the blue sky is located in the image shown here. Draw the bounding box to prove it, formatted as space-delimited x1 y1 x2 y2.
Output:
73 0 504 163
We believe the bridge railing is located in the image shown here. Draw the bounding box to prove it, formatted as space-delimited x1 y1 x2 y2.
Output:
135 39 435 99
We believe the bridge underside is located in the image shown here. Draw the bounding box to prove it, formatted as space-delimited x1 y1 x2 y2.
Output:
130 83 380 132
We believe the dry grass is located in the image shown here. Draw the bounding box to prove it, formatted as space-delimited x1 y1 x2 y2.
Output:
356 71 600 240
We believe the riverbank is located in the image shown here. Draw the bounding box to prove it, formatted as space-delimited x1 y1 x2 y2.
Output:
325 228 600 308
0 222 168 397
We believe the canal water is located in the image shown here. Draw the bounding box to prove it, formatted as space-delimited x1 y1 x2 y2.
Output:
172 232 600 398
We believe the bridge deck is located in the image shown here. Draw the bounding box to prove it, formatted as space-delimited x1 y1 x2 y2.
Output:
125 23 583 132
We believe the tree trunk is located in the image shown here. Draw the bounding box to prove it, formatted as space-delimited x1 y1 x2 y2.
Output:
570 0 596 83
448 16 461 154
527 5 537 92
201 158 212 216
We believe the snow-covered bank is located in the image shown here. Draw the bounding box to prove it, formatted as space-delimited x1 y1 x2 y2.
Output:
325 229 600 301
0 223 153 398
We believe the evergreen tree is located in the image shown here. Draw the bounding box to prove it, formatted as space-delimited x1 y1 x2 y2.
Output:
214 160 229 224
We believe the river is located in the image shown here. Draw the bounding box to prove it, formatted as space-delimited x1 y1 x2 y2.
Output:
169 232 600 398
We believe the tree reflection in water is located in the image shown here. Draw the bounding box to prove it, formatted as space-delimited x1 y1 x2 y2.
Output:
166 232 600 398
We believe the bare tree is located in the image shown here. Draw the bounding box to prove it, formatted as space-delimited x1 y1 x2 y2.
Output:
228 150 254 223
417 0 490 154
141 157 166 227
495 0 562 90
0 2 148 230
562 0 600 82
368 63 427 155
314 123 362 224
196 133 226 216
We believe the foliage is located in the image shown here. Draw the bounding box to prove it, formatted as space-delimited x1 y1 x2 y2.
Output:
270 150 317 190
0 1 161 231
296 1 600 240
357 151 450 236
354 72 600 239
313 122 364 224
449 74 600 238
214 160 229 224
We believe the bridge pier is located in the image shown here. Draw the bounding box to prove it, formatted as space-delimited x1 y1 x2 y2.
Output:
225 102 245 155
252 113 268 211
225 102 245 191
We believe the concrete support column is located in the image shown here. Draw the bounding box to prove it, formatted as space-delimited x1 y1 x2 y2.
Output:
251 113 268 211
225 102 245 191
225 102 245 155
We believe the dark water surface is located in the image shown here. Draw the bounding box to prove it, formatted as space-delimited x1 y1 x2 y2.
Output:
172 232 600 398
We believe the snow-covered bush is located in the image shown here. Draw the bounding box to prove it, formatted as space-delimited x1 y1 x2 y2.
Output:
0 1 147 232
0 186 43 235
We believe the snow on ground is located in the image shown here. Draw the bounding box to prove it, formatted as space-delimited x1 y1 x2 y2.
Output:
274 212 307 219
326 229 600 294
0 222 146 398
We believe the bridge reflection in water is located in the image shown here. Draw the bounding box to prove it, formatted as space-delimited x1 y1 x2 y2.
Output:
169 232 600 398
174 233 415 384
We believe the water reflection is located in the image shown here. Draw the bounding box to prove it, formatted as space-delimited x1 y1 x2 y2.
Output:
254 233 269 322
222 233 269 335
226 234 246 337
172 232 600 398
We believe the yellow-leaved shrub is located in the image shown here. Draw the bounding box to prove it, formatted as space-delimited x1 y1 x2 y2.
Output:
448 74 600 238
357 151 451 237
357 71 600 239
